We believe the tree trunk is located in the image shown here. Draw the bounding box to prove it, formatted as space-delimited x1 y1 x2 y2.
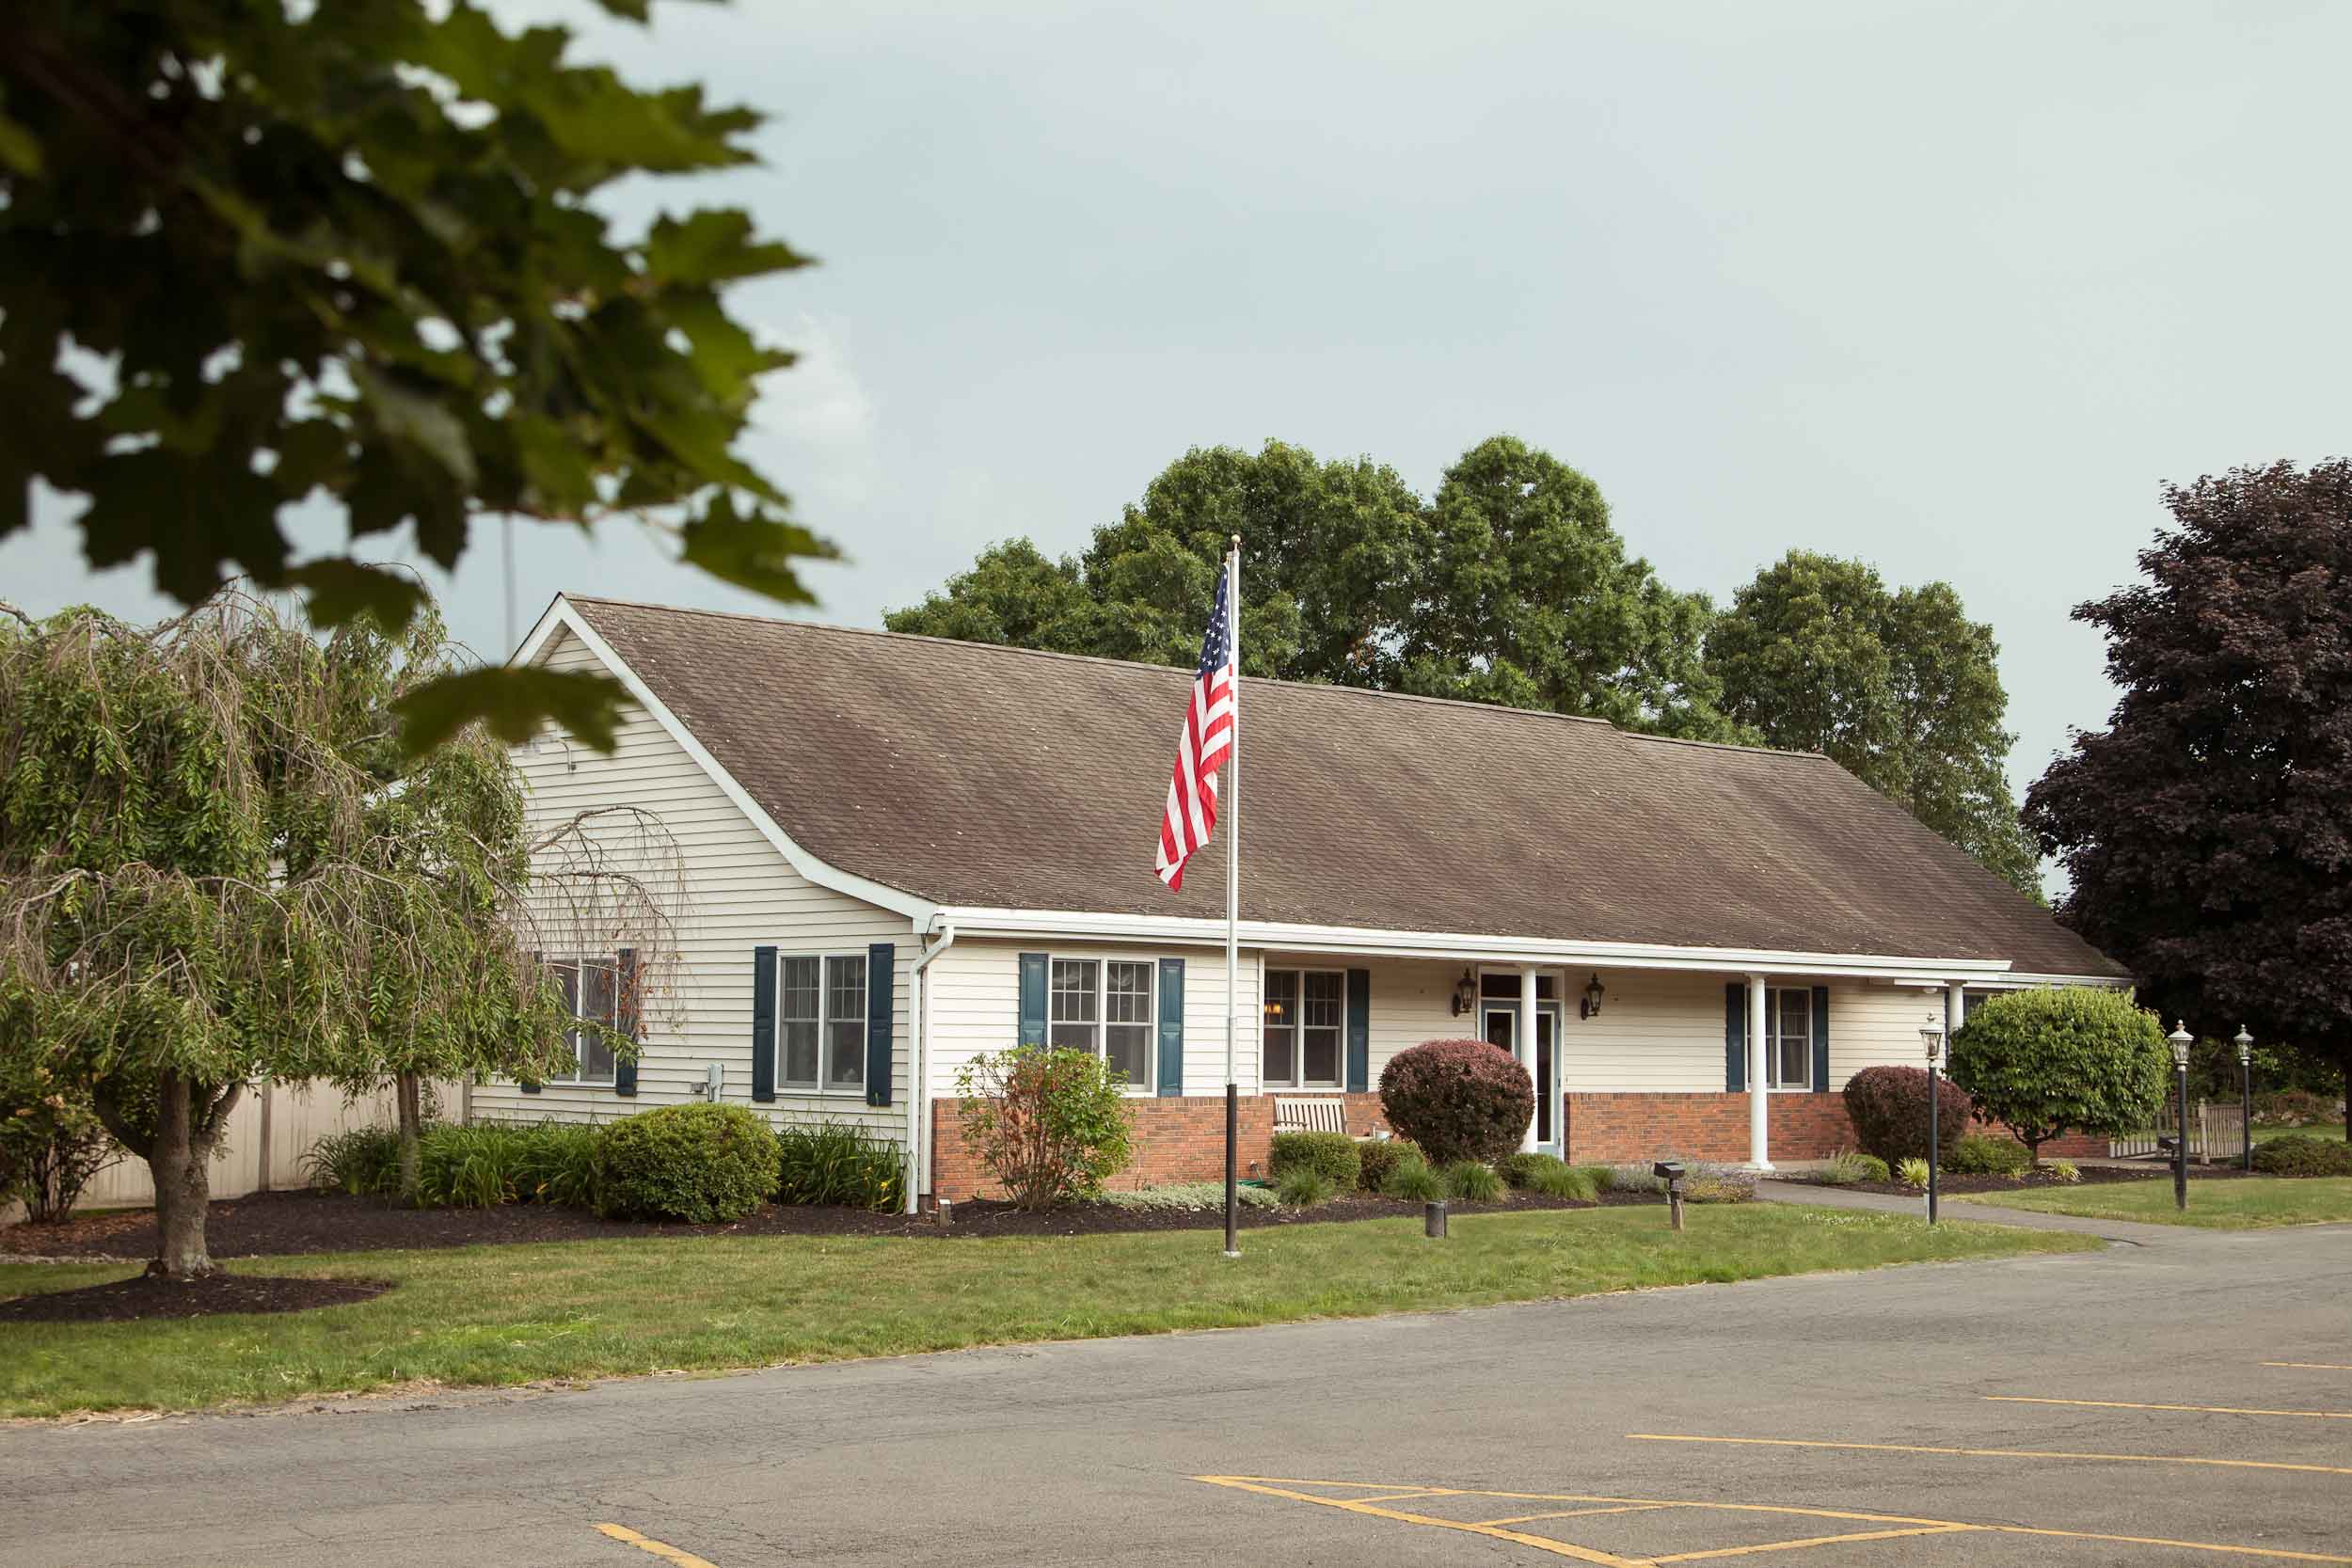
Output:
396 1070 424 1206
145 1072 240 1280
2342 1055 2349 1145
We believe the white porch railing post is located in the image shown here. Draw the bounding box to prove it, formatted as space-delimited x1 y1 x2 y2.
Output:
1519 964 1539 1152
1747 973 1772 1170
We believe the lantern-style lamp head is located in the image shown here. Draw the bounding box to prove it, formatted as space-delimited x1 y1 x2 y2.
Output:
1450 968 1474 1019
2233 1025 2254 1066
1919 1015 1945 1065
1581 973 1606 1021
2168 1022 2194 1069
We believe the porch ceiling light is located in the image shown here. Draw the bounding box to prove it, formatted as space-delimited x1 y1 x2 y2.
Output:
1580 973 1605 1020
2233 1024 2254 1066
2169 1021 2194 1069
1450 967 1475 1018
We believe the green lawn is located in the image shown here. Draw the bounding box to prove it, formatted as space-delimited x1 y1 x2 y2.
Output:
0 1204 2087 1418
2252 1120 2348 1144
1974 1177 2352 1229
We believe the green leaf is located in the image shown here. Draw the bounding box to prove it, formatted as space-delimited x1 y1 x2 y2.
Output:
678 496 834 604
393 666 626 758
350 362 478 490
644 210 813 287
288 561 429 633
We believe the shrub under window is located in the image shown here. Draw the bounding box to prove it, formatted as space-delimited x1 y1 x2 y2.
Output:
595 1103 780 1223
1269 1130 1360 1189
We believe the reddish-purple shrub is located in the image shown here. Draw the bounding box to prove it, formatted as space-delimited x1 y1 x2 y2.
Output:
1842 1065 1970 1165
1377 1039 1534 1165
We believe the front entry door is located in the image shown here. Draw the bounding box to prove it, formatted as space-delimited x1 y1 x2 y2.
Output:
1483 1006 1558 1148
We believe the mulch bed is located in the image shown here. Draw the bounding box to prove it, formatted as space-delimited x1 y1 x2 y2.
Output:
1 1184 1657 1262
1790 1164 2258 1198
0 1271 389 1324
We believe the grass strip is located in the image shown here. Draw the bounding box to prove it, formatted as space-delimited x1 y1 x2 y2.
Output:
0 1203 2088 1418
1973 1176 2352 1229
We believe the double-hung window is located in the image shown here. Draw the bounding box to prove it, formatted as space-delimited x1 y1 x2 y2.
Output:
778 954 866 1092
1048 958 1154 1089
548 958 618 1085
1262 969 1344 1089
1765 988 1812 1089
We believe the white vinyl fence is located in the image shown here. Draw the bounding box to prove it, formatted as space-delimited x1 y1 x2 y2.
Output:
7 1080 453 1223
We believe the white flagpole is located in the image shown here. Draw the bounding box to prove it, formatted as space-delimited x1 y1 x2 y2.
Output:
1223 535 1242 1259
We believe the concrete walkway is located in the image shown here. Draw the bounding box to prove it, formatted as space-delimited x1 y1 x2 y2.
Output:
1756 1177 2190 1243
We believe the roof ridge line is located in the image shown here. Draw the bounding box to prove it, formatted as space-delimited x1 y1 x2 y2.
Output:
562 594 1826 760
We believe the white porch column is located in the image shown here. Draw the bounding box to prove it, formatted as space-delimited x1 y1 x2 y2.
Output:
1946 980 1966 1041
1519 964 1540 1152
1747 972 1772 1171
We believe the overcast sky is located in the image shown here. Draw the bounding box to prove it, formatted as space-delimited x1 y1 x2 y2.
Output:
7 0 2346 855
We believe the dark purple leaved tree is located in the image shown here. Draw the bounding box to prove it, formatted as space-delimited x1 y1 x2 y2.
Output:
2026 459 2352 1138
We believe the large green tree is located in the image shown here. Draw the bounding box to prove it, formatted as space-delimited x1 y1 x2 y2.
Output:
1707 550 2042 894
2026 460 2352 1136
0 0 828 752
1403 436 1736 738
0 592 642 1275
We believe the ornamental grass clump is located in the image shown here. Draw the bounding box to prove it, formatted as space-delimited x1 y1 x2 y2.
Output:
1275 1167 1339 1208
1842 1066 1971 1166
1377 1038 1534 1165
2042 1159 2082 1183
1380 1153 1448 1203
595 1103 779 1224
774 1121 904 1211
1817 1148 1890 1186
1442 1160 1506 1203
954 1046 1135 1210
1896 1156 1931 1190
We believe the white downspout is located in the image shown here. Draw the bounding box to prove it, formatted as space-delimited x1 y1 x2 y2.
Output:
907 919 958 1214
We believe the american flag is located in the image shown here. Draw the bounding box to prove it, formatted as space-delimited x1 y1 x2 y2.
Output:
1154 566 1235 891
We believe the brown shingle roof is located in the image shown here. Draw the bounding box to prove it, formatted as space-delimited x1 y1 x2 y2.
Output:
566 596 2124 976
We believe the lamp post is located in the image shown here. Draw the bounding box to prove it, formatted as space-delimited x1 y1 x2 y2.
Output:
2235 1026 2255 1173
2168 1022 2193 1211
1920 1015 1946 1226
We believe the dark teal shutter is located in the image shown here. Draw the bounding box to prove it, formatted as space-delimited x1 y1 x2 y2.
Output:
1345 968 1372 1093
520 950 544 1093
1017 952 1048 1048
751 945 777 1102
613 948 640 1097
1724 982 1746 1092
1155 958 1184 1096
866 942 894 1107
1810 984 1831 1093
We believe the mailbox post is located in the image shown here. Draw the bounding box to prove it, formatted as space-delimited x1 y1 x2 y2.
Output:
1654 1160 1686 1231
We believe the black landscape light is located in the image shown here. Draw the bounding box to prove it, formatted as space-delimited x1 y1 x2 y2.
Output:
1919 1015 1946 1226
2235 1026 2256 1173
2169 1022 2194 1211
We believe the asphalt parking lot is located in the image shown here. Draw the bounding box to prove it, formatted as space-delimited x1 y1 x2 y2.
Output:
5 1214 2346 1566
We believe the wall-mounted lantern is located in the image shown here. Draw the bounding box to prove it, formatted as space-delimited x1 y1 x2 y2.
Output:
1449 968 1475 1018
1580 973 1606 1020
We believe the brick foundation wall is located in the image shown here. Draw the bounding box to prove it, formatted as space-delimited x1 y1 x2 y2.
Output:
930 1091 2105 1197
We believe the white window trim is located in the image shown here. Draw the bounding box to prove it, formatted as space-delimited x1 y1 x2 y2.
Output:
1262 967 1347 1092
544 955 619 1086
775 951 870 1098
1045 954 1158 1095
1764 986 1814 1092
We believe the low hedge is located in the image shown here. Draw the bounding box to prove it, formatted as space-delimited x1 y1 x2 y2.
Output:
1945 1133 2031 1176
2251 1133 2352 1178
1269 1130 1361 1189
596 1102 781 1223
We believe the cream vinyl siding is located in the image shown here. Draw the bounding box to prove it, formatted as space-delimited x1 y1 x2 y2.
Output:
478 629 911 1141
924 938 1262 1097
1828 982 1949 1083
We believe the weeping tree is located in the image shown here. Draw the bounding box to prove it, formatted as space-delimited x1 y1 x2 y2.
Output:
0 592 676 1273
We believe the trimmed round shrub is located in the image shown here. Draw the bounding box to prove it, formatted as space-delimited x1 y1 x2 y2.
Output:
1380 1153 1447 1203
1378 1038 1534 1165
595 1103 781 1223
1355 1137 1422 1192
1269 1130 1361 1190
1817 1148 1890 1186
1526 1162 1599 1200
1442 1159 1505 1203
1947 988 2171 1163
1945 1133 2031 1177
1275 1166 1338 1208
2251 1133 2352 1177
1842 1065 1971 1166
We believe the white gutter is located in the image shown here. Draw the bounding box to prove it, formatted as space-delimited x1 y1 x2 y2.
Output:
905 918 959 1214
930 907 2017 984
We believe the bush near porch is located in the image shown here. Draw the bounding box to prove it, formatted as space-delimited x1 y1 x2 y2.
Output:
1378 1038 1534 1164
1841 1066 1970 1165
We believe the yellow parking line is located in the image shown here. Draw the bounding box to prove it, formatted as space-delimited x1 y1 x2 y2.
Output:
1339 1488 1457 1504
1480 1505 1680 1527
1194 1478 1643 1566
1629 1433 2352 1478
596 1524 722 1568
2266 1362 2352 1372
1989 1395 2352 1421
1649 1525 1978 1562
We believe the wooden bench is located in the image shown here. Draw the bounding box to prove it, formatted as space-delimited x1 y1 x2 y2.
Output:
1273 1097 1350 1135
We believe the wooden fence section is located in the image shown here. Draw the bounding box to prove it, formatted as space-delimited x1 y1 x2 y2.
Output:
2109 1099 2249 1163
